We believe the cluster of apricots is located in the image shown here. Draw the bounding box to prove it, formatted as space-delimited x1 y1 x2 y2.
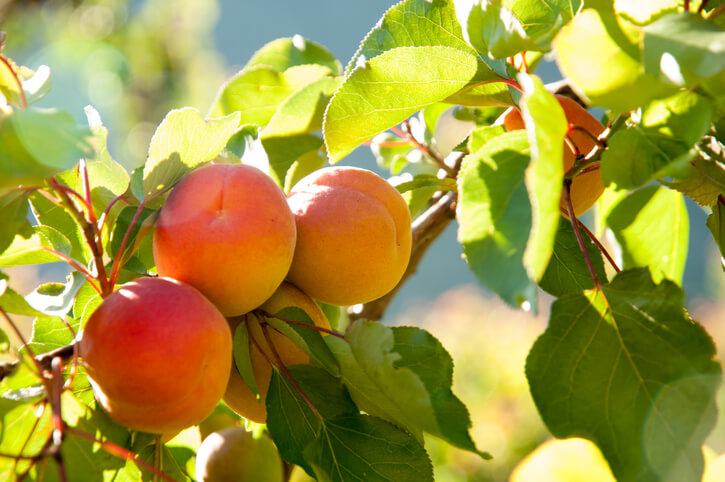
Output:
79 164 412 434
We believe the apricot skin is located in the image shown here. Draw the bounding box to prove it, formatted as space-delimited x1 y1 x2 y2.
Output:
153 163 296 316
503 95 606 217
223 282 330 423
286 166 412 306
79 277 232 434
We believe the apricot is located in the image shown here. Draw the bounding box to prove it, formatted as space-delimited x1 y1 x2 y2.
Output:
195 427 283 482
153 163 296 316
223 282 330 423
286 166 412 306
503 95 606 217
79 277 232 434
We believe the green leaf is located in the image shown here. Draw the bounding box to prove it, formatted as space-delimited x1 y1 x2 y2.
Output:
284 149 327 193
606 185 689 284
326 321 488 457
28 315 79 355
233 321 259 397
526 268 721 482
707 198 725 259
0 399 52 478
467 124 506 153
664 157 725 207
28 191 88 264
72 281 102 328
600 127 671 189
266 365 358 474
643 12 725 86
394 174 456 194
248 36 341 74
226 124 270 175
0 225 72 267
554 9 674 112
324 45 478 162
143 107 241 200
0 190 30 255
262 77 342 138
0 272 42 317
209 66 297 125
518 74 567 282
266 365 433 481
108 205 157 273
20 64 51 106
501 0 582 49
305 415 434 482
264 307 339 377
539 217 608 296
370 133 414 174
457 131 537 309
463 0 540 59
262 134 324 187
349 0 476 72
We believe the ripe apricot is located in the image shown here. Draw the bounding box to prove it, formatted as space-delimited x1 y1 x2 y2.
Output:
153 163 296 316
223 282 330 423
195 427 283 482
286 166 412 306
503 95 606 217
79 277 232 434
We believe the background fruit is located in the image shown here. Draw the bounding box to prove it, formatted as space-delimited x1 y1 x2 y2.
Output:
195 427 283 482
153 163 297 316
79 277 232 434
224 282 330 423
503 95 606 217
510 438 614 482
286 166 412 306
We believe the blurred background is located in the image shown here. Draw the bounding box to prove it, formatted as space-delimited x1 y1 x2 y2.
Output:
1 1 724 480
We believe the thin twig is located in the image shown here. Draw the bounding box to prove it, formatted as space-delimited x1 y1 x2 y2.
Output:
563 180 601 288
396 122 456 177
565 114 627 180
698 0 709 13
107 200 149 289
0 342 75 380
38 247 102 295
574 218 621 273
258 311 345 339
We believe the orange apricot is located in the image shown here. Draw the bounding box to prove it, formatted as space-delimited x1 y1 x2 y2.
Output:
153 163 296 316
79 277 232 434
503 95 606 217
223 282 330 423
286 166 412 306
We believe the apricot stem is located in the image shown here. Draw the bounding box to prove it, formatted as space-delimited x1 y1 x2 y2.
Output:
699 0 710 12
258 310 345 339
563 180 601 289
396 121 456 177
569 124 607 149
574 218 621 273
38 248 103 296
564 113 626 180
107 198 150 290
259 322 321 418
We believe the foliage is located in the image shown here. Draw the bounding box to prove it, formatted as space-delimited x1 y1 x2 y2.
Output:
0 0 724 481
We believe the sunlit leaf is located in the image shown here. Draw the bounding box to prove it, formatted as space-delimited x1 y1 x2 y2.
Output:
0 225 72 267
248 36 341 74
262 77 341 138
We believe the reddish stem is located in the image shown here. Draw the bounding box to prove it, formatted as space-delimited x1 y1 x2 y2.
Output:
398 120 456 177
78 159 96 224
38 248 102 296
98 193 131 234
563 181 601 289
0 54 27 108
684 0 690 11
107 199 149 290
258 311 345 339
698 0 709 13
574 218 621 273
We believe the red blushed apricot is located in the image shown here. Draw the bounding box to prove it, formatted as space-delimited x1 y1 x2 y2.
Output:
286 167 412 306
79 277 232 434
503 95 606 217
223 282 330 423
153 163 296 316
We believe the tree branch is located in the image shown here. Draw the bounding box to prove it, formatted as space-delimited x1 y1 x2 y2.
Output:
348 191 457 322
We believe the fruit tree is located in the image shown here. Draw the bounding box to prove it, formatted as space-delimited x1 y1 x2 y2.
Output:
0 0 724 481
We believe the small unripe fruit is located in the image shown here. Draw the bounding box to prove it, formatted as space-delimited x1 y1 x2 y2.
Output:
195 427 283 482
286 166 412 306
79 277 232 434
223 282 330 423
153 163 296 316
503 95 606 217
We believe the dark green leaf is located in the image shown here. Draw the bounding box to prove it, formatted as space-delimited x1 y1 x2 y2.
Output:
248 36 341 74
0 225 72 267
0 190 30 256
143 108 241 201
305 415 434 482
518 73 567 282
527 268 721 482
539 217 608 296
28 191 87 264
108 205 157 273
233 321 259 397
606 185 689 284
325 45 478 162
349 0 476 71
643 12 725 85
457 131 537 309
